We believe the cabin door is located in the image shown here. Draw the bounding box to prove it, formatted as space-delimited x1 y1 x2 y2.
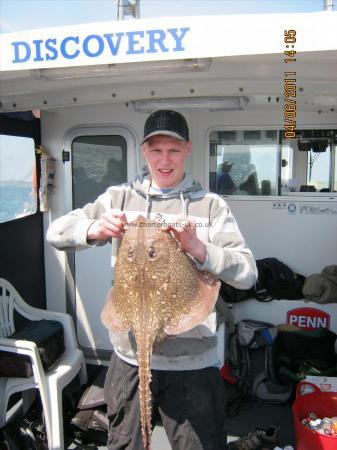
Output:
67 128 137 354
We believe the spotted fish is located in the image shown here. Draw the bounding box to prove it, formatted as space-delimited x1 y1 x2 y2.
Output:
101 215 220 449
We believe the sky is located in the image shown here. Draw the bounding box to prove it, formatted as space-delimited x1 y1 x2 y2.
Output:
0 0 331 34
0 135 35 181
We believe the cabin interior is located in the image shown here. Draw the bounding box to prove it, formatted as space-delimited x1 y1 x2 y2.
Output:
1 44 337 449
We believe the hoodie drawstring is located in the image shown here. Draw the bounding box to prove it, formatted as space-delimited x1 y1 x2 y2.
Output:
179 190 189 219
144 189 189 220
145 193 150 218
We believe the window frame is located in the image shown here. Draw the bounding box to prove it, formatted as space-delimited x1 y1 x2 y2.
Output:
63 125 138 213
206 125 282 198
206 125 337 198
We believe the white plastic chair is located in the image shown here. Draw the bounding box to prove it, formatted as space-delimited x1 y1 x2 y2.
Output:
0 278 87 450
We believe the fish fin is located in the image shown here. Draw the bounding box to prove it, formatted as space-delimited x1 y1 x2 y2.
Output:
165 276 220 335
100 287 129 332
152 331 167 353
108 330 131 352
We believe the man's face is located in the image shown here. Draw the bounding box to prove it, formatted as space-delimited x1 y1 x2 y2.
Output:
142 134 192 189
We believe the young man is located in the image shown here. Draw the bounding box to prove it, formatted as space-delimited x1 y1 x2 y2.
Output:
47 110 257 450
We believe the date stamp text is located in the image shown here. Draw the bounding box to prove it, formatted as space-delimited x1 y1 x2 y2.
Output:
283 29 297 138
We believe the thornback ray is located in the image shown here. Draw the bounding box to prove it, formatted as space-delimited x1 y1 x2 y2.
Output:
101 215 220 449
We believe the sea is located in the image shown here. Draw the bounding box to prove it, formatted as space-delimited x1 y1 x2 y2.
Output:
0 185 37 223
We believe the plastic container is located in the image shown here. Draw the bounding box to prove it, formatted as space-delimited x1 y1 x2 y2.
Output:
292 381 337 450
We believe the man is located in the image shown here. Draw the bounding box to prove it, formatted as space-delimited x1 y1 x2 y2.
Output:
216 161 236 195
47 110 257 450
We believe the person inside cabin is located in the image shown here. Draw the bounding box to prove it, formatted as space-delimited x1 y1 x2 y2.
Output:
73 165 100 207
100 157 126 191
47 109 257 450
239 162 259 195
216 160 236 195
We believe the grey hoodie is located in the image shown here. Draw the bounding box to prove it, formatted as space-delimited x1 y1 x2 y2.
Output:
47 172 257 370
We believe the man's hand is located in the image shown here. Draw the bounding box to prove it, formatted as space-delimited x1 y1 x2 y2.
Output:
87 211 127 241
162 219 206 263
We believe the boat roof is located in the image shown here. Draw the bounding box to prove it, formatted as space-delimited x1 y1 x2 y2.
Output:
0 11 337 113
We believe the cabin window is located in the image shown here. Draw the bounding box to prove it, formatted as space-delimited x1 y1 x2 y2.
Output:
285 132 336 193
0 135 37 223
209 130 279 196
72 135 128 208
306 146 330 192
210 129 337 196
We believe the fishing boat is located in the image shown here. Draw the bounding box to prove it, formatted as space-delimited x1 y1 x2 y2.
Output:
1 4 337 449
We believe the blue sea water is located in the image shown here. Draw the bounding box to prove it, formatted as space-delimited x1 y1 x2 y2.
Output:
0 185 37 223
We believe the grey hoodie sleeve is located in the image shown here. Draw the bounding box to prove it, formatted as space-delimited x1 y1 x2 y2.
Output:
46 193 111 251
194 197 258 290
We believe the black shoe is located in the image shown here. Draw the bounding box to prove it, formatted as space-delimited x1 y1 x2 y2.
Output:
227 425 279 450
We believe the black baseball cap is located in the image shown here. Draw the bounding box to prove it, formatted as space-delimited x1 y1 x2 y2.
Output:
142 110 189 144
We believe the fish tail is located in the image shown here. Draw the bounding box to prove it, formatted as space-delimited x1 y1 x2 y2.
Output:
137 333 153 450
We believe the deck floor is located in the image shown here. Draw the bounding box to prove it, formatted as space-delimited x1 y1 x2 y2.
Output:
67 401 295 449
5 366 295 449
67 425 173 450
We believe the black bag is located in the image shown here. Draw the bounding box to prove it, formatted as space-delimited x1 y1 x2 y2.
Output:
0 319 65 377
227 320 292 404
275 328 337 384
219 257 305 304
219 282 252 304
255 257 305 300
